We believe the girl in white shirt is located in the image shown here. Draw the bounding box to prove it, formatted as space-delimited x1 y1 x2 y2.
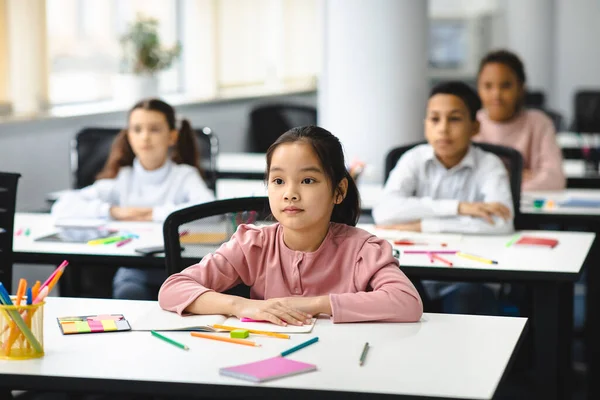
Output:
51 98 215 299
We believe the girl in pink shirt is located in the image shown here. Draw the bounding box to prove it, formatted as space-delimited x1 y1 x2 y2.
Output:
475 50 565 191
159 126 423 325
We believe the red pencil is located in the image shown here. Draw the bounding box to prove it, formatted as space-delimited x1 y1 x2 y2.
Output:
394 240 448 247
431 253 453 267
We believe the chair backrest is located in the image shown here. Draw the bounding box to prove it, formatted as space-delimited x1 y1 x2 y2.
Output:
71 127 219 191
163 196 271 298
247 104 317 153
571 90 600 133
0 172 21 293
384 141 523 228
524 91 546 109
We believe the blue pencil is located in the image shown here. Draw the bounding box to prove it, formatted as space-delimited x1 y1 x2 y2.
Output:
280 337 319 357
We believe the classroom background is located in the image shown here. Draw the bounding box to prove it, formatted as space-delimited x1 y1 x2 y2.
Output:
0 0 599 399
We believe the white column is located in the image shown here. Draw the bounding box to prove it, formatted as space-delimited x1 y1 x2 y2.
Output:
504 0 554 96
318 0 429 183
7 0 48 114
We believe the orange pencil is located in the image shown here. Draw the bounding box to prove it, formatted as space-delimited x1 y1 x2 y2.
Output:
4 279 27 354
212 324 290 339
190 332 261 347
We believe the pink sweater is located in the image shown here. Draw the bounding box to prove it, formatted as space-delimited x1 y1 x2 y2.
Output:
158 223 423 323
474 109 566 191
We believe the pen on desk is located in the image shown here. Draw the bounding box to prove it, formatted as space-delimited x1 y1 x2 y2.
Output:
403 250 457 255
431 253 453 267
359 342 369 366
190 332 260 347
394 240 447 247
280 337 319 357
151 330 189 350
116 238 133 247
456 252 498 265
505 234 520 248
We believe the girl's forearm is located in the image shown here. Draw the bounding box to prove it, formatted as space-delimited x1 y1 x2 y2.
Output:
184 291 245 315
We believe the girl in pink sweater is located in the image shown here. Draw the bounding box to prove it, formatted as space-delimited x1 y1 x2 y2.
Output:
159 126 422 325
475 50 565 191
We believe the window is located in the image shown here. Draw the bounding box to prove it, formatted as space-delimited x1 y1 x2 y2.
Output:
46 0 181 105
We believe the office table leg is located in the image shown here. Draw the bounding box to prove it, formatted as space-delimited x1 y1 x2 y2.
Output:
533 282 574 400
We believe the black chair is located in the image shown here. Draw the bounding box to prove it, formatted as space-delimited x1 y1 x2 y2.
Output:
247 104 317 153
163 197 271 298
571 90 600 133
0 173 21 293
384 141 524 229
524 90 546 109
71 126 219 191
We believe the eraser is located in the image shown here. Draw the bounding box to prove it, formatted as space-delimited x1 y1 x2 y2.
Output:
230 329 249 339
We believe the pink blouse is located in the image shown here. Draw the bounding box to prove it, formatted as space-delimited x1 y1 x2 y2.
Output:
158 222 423 323
475 109 566 191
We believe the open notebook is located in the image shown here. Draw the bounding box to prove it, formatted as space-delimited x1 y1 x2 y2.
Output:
130 305 316 334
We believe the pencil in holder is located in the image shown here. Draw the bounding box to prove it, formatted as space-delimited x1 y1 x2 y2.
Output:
0 297 45 360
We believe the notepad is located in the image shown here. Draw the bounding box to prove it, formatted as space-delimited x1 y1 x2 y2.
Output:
515 236 559 248
130 305 316 333
219 356 317 382
57 314 131 334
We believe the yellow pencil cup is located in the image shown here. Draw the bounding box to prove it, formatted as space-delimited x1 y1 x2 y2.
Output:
0 298 45 360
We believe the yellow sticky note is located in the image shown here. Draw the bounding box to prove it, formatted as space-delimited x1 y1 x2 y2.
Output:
61 322 78 334
101 320 117 331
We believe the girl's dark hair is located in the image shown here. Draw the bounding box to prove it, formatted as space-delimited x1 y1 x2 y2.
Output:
96 98 202 180
477 49 527 85
265 125 361 227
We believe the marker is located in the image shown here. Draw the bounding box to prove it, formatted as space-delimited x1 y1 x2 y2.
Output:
151 330 189 350
359 342 369 366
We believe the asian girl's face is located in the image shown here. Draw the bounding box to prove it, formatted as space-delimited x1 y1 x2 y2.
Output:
267 141 344 236
127 108 178 170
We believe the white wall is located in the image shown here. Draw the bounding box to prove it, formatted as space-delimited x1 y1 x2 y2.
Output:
0 92 316 211
553 0 600 121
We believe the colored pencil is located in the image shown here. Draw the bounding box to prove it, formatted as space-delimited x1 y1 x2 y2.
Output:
403 250 458 254
280 337 319 357
456 252 498 265
431 253 453 267
505 234 520 248
212 324 290 339
151 330 189 350
0 283 43 353
359 342 369 366
190 331 261 347
116 238 133 247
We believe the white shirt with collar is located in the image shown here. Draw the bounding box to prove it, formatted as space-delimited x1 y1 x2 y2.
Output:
51 159 215 222
372 144 514 234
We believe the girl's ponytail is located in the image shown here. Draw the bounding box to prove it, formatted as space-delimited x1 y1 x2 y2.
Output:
171 118 204 177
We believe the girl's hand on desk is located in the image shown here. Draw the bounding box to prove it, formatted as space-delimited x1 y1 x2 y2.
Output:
376 221 422 232
110 206 153 221
277 295 332 317
458 202 511 224
233 298 312 326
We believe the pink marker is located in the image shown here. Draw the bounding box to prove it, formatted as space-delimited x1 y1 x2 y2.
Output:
240 317 270 323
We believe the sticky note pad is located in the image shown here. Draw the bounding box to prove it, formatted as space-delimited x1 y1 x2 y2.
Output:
60 322 78 334
101 320 118 332
57 314 130 335
230 329 249 339
74 321 91 333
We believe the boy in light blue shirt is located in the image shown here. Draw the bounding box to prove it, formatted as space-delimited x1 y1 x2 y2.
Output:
373 81 514 315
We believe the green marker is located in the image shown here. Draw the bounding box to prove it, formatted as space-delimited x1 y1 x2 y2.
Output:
24 228 31 236
151 330 189 350
505 234 520 248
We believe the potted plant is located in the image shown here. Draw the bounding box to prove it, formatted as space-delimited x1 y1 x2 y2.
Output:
115 14 181 103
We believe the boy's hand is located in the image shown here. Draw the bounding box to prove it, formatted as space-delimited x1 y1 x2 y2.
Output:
233 298 313 327
376 221 422 232
458 202 511 224
522 169 533 182
110 206 153 221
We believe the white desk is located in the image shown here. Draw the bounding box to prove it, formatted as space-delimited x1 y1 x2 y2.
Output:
358 225 594 400
216 179 383 211
0 297 526 399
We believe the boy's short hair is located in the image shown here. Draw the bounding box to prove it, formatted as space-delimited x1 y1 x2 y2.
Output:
429 81 482 121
